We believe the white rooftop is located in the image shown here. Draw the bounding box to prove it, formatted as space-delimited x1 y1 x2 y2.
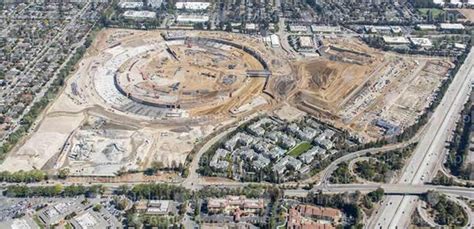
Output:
175 1 210 10
123 10 156 18
289 25 308 32
439 23 465 30
176 14 209 23
409 37 433 47
382 36 410 44
299 36 313 48
74 212 98 228
416 24 437 30
119 2 143 9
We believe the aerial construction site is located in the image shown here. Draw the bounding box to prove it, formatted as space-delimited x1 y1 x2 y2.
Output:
0 29 453 177
288 37 453 141
0 29 292 176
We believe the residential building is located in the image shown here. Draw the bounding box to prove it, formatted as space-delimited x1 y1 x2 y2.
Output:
273 156 302 174
293 205 342 223
253 155 270 169
210 148 230 170
299 146 325 164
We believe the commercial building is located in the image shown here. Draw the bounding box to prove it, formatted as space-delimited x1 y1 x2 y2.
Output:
439 23 465 31
147 0 163 8
176 14 209 23
382 36 410 45
123 10 156 19
310 25 341 33
39 202 78 225
390 26 402 34
244 23 258 32
147 200 173 215
118 1 143 9
70 211 108 229
432 0 473 5
175 1 211 10
454 43 467 50
0 218 40 229
365 25 391 34
298 36 314 49
416 24 437 30
135 200 176 215
289 25 309 33
409 37 433 48
270 34 280 48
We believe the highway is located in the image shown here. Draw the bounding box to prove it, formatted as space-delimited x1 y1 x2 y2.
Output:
5 179 473 200
369 47 474 229
283 184 474 199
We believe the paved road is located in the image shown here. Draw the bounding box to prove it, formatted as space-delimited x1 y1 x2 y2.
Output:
183 113 262 190
416 200 438 227
446 195 474 228
318 139 420 187
316 114 429 187
369 48 474 229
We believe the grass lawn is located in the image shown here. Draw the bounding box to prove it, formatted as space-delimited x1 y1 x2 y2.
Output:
418 8 444 18
288 141 312 157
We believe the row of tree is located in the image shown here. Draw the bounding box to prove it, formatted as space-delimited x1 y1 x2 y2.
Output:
115 183 192 202
4 184 105 198
445 93 472 179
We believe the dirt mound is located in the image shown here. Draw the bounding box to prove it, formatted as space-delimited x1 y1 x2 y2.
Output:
306 60 341 90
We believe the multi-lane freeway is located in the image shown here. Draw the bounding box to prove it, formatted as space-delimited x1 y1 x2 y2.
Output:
369 47 474 228
283 184 474 199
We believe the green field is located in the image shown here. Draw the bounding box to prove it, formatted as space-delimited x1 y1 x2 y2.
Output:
287 142 312 157
418 8 444 18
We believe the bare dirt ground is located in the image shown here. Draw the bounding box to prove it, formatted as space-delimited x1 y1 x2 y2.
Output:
298 58 381 112
453 8 474 22
290 37 453 141
0 29 289 175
